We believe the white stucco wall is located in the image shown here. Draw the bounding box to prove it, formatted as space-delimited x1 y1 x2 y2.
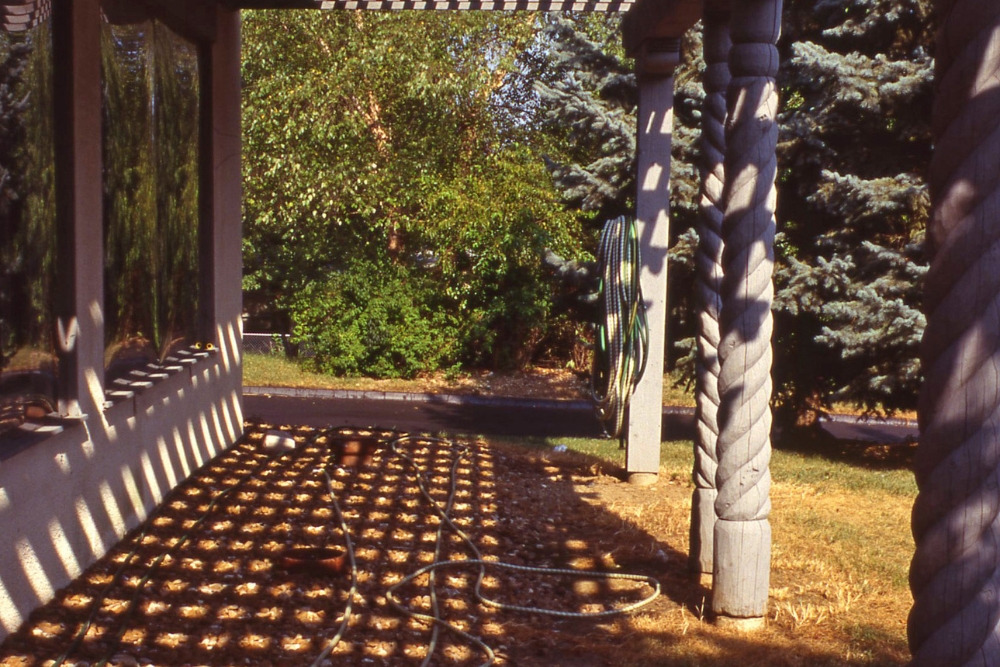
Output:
0 357 243 639
0 3 243 642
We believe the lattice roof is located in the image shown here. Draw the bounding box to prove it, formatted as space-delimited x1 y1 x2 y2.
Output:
0 0 636 32
237 0 635 11
1 0 50 32
0 0 636 36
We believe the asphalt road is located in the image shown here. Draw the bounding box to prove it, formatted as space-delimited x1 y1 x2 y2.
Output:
244 389 918 443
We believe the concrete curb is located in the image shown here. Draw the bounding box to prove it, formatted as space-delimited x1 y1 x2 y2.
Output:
243 385 596 411
243 386 918 428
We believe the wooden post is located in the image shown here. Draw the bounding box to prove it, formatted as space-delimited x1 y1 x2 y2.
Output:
711 0 781 627
625 40 679 486
203 5 244 403
908 1 1000 664
52 0 104 418
690 4 731 581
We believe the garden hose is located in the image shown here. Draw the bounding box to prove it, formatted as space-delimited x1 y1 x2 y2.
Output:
308 464 360 667
50 429 660 667
591 215 649 440
385 434 661 667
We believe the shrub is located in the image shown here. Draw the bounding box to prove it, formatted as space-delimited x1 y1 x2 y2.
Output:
289 260 455 379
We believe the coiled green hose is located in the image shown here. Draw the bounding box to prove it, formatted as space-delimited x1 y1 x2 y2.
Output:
591 215 649 440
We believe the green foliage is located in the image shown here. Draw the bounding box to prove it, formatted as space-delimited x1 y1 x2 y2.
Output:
533 14 703 373
289 260 453 378
242 11 584 376
772 0 932 422
0 26 56 371
0 36 31 368
775 241 925 416
102 21 200 357
533 14 636 221
417 147 574 368
535 5 932 422
242 6 934 409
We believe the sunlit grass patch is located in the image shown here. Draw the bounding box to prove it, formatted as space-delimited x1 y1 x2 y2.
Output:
490 433 915 666
243 354 355 390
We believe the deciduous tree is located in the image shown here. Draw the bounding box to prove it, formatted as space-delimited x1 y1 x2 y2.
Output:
241 10 582 376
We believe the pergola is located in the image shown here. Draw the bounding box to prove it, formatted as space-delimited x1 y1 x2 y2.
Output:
0 0 991 663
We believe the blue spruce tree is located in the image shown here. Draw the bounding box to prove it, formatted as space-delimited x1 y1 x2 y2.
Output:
535 4 933 428
773 0 932 425
533 14 704 368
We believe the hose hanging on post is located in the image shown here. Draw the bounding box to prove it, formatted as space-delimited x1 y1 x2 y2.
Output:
591 215 649 440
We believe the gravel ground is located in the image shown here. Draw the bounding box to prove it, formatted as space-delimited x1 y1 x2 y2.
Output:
0 423 677 667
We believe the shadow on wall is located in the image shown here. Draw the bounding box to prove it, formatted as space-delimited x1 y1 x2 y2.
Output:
0 318 244 641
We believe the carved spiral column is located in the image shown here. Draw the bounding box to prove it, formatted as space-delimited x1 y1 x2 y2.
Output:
908 2 1000 665
690 7 731 580
711 0 780 625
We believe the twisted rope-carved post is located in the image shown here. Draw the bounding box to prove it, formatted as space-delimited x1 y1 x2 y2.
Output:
711 0 781 627
690 7 731 581
908 2 1000 664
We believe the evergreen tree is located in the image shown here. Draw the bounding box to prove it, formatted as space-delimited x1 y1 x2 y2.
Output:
535 5 934 424
533 14 704 371
772 0 933 423
533 14 637 222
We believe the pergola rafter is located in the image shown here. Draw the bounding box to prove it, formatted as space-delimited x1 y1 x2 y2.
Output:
0 0 50 32
231 0 635 11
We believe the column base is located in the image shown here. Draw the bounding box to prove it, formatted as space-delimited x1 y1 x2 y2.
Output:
714 615 766 632
712 518 771 618
690 487 717 574
627 472 658 486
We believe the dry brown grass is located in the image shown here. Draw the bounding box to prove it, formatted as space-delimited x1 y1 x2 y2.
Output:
552 438 915 667
242 354 698 406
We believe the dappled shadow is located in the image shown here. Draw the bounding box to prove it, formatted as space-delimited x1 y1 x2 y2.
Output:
0 423 679 666
0 420 909 667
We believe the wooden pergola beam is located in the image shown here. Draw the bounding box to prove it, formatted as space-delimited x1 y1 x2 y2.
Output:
621 0 701 56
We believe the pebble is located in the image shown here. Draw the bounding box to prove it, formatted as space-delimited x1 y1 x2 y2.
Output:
263 430 297 451
109 655 138 667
